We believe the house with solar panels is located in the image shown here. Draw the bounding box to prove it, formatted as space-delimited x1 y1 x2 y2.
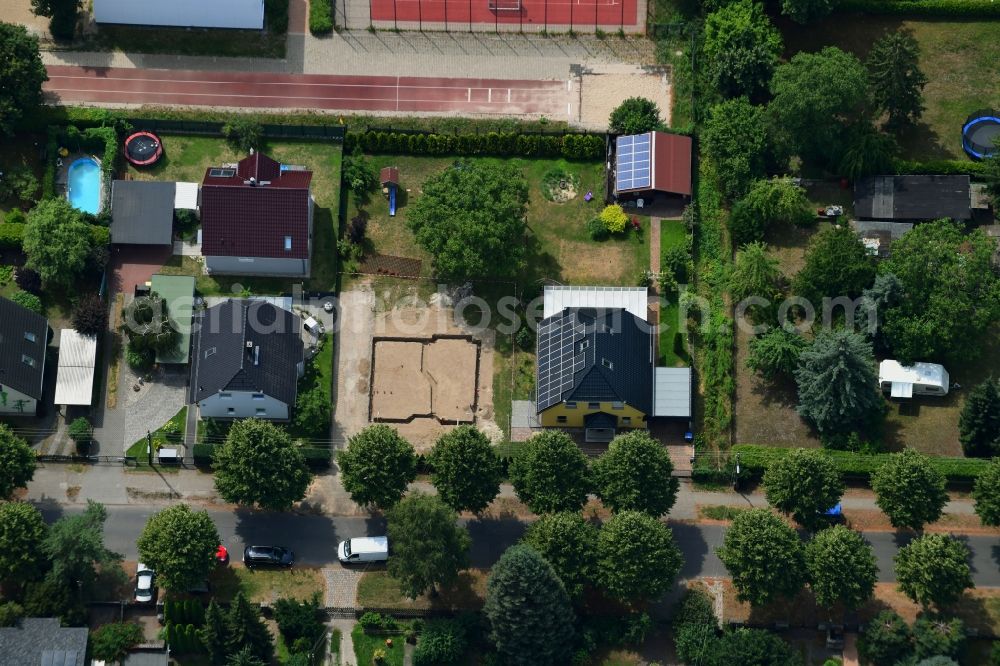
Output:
200 152 314 277
612 131 693 209
535 286 691 443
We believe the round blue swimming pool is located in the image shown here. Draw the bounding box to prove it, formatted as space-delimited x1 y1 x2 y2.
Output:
67 157 102 215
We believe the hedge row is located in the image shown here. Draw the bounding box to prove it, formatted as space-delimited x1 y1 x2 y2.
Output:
0 223 26 250
893 158 995 178
731 444 990 485
838 0 1000 16
0 223 107 251
309 0 333 34
345 130 606 160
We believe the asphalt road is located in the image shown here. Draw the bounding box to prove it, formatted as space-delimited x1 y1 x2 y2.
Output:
36 505 1000 586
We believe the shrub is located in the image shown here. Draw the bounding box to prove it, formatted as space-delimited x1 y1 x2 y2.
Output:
599 204 629 234
0 222 25 250
0 167 40 204
72 293 107 336
68 417 92 446
192 444 214 466
359 612 397 633
14 267 41 293
90 623 144 662
413 619 467 666
125 346 154 370
11 290 43 315
838 0 1000 16
309 0 333 33
586 217 610 240
223 118 263 152
0 601 24 627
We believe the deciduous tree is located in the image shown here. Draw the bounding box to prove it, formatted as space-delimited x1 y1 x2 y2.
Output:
484 545 575 666
608 97 663 135
781 0 834 23
43 500 123 600
592 430 678 517
0 502 47 583
213 419 312 511
596 511 682 602
858 610 912 666
137 504 220 592
895 534 973 608
729 241 782 312
337 424 416 510
0 23 47 134
23 199 92 288
867 30 928 130
746 327 808 381
804 525 877 609
0 424 36 499
871 449 947 531
764 448 844 530
386 492 471 598
703 0 783 100
729 178 814 246
429 425 502 514
716 508 806 606
913 616 966 661
121 293 180 357
521 512 598 600
795 329 883 436
960 379 1000 458
702 99 770 200
792 225 875 306
838 122 897 179
71 293 107 336
973 457 1000 526
769 47 868 164
407 161 528 281
881 219 1000 364
509 431 591 514
90 623 144 662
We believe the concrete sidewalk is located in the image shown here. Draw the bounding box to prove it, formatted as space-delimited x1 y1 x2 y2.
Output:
38 28 654 80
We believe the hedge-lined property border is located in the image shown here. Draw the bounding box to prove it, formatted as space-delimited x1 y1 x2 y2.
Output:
893 158 995 177
345 130 607 160
731 444 989 486
838 0 1000 16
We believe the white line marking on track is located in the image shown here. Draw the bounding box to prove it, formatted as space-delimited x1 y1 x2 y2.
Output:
44 74 565 94
44 87 561 107
467 88 471 102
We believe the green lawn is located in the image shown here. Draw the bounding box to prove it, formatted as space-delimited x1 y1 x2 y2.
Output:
132 135 343 294
658 219 691 367
356 570 486 611
347 155 647 286
286 332 333 443
352 625 406 666
207 566 325 604
778 15 1000 160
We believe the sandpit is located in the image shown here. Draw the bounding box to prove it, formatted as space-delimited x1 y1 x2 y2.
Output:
370 335 480 424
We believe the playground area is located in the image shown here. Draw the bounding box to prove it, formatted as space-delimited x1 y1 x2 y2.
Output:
365 0 644 33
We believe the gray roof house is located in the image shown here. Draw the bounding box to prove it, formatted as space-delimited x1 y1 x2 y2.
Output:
535 286 691 443
0 296 49 416
191 300 304 421
0 618 88 666
110 180 176 245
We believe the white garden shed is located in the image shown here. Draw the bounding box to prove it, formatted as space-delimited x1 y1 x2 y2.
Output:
878 360 950 398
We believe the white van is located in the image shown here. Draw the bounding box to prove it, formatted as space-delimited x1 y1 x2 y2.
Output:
338 536 389 564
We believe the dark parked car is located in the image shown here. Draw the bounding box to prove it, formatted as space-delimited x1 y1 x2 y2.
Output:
243 546 294 568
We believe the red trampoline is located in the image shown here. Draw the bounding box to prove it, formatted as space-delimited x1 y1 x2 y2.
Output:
124 131 163 167
369 0 639 31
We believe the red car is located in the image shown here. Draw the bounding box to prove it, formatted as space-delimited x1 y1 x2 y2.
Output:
216 545 229 565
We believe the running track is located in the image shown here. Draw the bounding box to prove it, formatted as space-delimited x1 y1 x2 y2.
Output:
43 66 572 117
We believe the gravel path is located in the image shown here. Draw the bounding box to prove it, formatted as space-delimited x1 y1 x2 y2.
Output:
122 365 188 452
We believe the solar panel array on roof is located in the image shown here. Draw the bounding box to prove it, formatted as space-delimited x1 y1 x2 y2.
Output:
209 168 236 178
536 314 587 409
616 133 652 192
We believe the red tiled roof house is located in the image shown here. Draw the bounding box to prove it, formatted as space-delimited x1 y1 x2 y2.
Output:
200 152 314 278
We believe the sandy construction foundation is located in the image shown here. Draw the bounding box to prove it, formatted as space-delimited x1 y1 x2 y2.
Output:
370 335 480 424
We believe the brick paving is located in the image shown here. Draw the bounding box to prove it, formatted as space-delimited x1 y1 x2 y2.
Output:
323 567 365 608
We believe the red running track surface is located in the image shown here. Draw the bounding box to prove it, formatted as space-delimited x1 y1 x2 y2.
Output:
370 0 638 28
43 66 571 117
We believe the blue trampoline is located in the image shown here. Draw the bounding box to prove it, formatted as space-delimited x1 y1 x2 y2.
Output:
962 110 1000 160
